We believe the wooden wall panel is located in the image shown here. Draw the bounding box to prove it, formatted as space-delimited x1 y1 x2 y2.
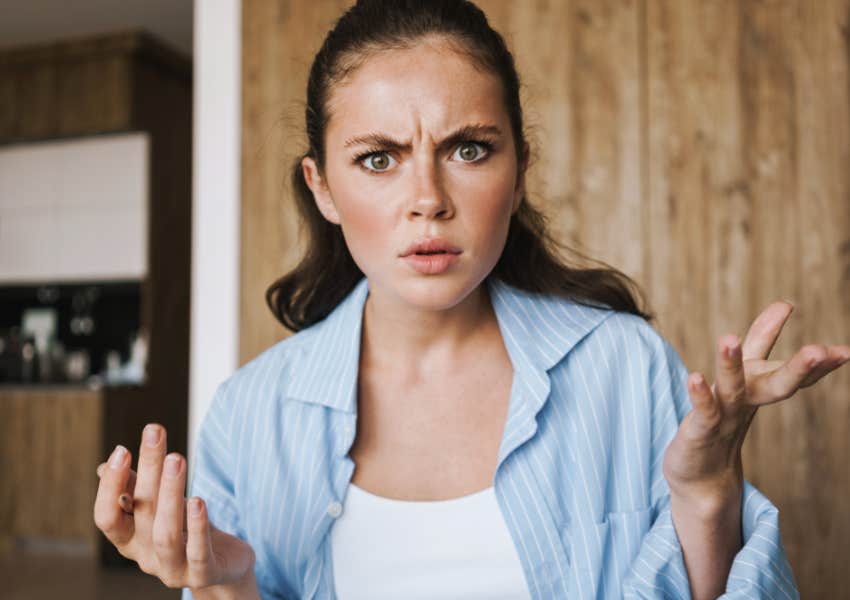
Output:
478 0 646 282
241 0 352 364
241 1 850 595
647 2 850 595
644 0 740 363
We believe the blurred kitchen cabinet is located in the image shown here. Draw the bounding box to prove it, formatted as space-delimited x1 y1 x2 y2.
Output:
0 31 191 565
0 387 102 549
0 132 149 282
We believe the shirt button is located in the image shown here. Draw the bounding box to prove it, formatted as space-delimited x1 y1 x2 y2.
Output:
327 501 343 519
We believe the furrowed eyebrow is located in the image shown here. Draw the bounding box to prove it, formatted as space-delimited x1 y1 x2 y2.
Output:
343 124 503 151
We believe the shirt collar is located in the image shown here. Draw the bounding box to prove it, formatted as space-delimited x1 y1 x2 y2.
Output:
281 276 612 413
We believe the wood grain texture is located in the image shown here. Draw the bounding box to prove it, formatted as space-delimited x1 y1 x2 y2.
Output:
480 0 646 278
0 388 102 550
241 2 850 595
241 0 353 363
0 31 189 143
647 2 850 595
0 40 131 142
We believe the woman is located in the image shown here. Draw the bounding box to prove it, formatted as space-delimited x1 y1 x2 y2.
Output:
94 1 849 598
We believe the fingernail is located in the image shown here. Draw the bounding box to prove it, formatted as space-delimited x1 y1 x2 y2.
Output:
109 445 127 470
164 455 181 477
726 343 740 360
143 424 161 447
688 373 699 389
189 498 202 516
119 494 133 512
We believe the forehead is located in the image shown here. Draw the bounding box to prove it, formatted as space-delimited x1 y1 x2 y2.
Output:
325 39 506 142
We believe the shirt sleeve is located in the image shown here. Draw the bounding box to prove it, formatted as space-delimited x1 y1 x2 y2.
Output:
180 380 250 599
621 332 800 599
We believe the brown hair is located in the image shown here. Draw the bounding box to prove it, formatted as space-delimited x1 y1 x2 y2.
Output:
266 0 654 332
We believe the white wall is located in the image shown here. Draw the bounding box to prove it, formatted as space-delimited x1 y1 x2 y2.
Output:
188 0 240 481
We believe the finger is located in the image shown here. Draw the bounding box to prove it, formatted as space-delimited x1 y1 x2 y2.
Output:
185 497 215 586
741 301 794 361
796 344 850 389
754 344 829 405
687 372 722 435
93 445 135 546
152 453 189 578
134 423 167 533
98 462 137 494
715 334 747 407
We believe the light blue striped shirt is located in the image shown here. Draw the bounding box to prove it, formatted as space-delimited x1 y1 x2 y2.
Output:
182 276 798 599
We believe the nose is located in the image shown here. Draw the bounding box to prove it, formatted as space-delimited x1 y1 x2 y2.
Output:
407 155 454 221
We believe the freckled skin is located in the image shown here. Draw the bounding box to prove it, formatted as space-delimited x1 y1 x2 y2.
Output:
301 37 529 323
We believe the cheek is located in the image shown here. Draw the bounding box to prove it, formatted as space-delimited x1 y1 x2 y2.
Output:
335 193 394 259
465 178 516 246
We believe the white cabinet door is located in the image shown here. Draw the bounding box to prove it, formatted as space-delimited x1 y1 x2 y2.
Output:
0 132 149 283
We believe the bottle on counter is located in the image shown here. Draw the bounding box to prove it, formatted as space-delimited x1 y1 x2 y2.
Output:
64 349 90 383
47 338 67 383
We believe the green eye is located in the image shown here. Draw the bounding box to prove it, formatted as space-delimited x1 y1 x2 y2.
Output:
459 143 480 161
454 141 491 162
356 139 493 174
367 153 390 170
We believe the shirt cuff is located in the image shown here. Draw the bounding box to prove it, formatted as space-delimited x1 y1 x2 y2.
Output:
622 480 799 599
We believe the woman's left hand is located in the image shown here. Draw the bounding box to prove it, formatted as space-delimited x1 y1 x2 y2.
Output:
662 300 850 513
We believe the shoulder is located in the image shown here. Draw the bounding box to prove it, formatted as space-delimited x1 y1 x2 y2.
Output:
575 310 692 422
210 326 317 413
598 312 688 382
579 309 676 363
551 307 688 395
489 278 680 376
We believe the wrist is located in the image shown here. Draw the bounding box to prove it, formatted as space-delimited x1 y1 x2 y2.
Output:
669 478 743 523
191 566 259 600
670 483 744 600
667 460 744 521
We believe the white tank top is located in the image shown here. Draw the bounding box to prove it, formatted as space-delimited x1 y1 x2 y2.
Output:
330 482 532 599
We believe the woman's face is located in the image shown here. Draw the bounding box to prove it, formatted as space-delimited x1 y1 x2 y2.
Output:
302 37 528 312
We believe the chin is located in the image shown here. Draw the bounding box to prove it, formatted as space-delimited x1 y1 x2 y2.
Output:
394 274 484 312
360 257 493 311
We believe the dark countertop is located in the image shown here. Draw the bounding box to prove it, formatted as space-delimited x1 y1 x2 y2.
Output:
0 380 145 392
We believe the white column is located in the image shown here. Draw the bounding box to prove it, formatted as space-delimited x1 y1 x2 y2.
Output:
189 0 241 482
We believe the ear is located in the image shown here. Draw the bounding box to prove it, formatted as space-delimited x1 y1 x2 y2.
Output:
301 156 341 225
512 141 530 215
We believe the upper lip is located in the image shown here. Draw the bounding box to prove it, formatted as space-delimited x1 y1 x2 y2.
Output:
400 237 463 257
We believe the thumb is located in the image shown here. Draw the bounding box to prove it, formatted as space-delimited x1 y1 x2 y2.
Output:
185 497 214 562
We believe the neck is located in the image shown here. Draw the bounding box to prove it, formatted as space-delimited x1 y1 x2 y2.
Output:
360 280 499 381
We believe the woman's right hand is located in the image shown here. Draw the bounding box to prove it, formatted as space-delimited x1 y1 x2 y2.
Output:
93 423 256 592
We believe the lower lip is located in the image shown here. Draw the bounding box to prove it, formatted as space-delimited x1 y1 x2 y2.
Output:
402 252 461 274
